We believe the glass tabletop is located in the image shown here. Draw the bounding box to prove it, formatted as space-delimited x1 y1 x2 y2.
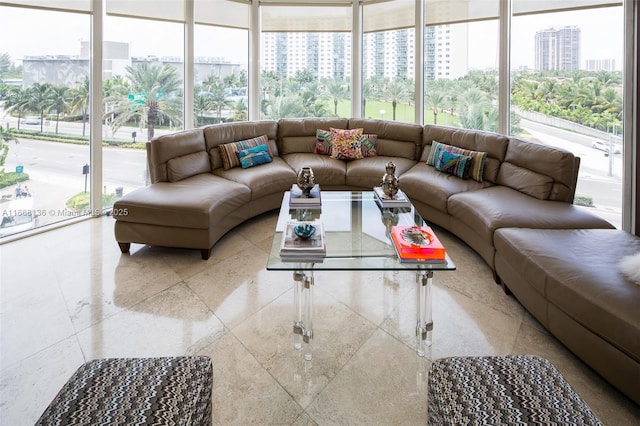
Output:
266 191 456 271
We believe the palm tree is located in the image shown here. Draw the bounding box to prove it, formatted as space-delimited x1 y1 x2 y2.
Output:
68 77 90 136
1 86 30 130
385 79 409 121
108 63 183 141
323 77 348 116
23 83 51 132
44 85 71 134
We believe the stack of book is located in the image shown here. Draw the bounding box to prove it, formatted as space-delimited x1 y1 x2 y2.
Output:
390 225 446 263
279 220 326 262
289 184 321 208
373 186 412 208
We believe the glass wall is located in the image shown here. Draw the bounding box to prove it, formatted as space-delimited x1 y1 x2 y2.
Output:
0 5 92 235
259 4 352 119
423 0 500 130
0 0 633 237
510 1 624 228
194 0 249 127
363 0 416 123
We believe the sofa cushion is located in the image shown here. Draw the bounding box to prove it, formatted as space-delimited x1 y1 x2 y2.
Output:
346 156 416 189
214 156 297 200
422 125 509 183
435 150 473 179
113 174 251 229
348 118 422 160
448 186 615 243
219 135 269 170
330 128 364 160
497 162 553 200
167 151 211 182
282 153 347 186
237 144 272 169
427 141 487 182
278 117 349 155
147 128 207 183
400 163 489 213
494 228 640 365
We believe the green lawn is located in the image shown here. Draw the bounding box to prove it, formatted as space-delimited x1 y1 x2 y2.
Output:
334 100 458 126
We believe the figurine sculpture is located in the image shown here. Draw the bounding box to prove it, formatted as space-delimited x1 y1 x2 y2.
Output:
381 161 399 198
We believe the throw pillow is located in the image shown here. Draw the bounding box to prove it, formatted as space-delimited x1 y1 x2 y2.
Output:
219 135 268 170
359 134 378 157
618 253 640 285
237 144 272 169
314 129 333 155
330 128 364 160
427 140 487 182
435 150 473 179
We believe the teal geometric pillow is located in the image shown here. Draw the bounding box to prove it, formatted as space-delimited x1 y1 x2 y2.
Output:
359 134 377 157
237 144 272 169
314 129 333 155
435 150 473 179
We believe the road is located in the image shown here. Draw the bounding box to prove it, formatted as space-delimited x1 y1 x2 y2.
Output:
0 116 624 232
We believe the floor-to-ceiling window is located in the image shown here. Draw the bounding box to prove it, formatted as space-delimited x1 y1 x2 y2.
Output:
103 3 185 197
510 1 624 228
259 2 352 119
423 0 500 130
194 0 249 127
363 0 416 123
0 3 91 236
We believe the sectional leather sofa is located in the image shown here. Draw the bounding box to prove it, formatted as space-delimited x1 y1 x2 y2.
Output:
112 117 639 404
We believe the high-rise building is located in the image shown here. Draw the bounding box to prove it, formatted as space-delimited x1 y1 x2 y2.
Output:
585 58 616 71
535 26 581 72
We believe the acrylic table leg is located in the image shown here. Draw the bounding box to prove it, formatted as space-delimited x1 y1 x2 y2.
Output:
415 270 434 357
292 270 314 361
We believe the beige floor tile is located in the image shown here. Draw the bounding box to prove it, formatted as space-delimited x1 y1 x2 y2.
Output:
200 332 304 425
76 283 225 360
0 336 85 425
1 214 638 425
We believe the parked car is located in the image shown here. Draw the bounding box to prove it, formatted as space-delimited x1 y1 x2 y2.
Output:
592 140 621 154
22 116 41 125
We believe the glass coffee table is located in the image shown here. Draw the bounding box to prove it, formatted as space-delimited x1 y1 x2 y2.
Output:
266 191 456 360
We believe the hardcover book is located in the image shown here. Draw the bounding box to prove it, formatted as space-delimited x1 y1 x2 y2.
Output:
390 225 446 263
289 184 322 207
373 187 412 208
280 220 326 261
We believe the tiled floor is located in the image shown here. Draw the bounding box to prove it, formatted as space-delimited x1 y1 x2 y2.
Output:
1 213 639 425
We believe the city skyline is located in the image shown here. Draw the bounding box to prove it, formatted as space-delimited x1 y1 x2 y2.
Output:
1 5 624 74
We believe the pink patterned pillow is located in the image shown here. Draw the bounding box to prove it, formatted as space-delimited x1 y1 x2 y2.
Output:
330 128 364 160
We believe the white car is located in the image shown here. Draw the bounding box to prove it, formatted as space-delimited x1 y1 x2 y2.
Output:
592 140 621 154
22 116 41 125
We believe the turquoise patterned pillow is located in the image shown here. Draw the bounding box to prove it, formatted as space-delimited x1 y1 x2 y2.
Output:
435 150 473 179
427 140 487 182
237 144 272 169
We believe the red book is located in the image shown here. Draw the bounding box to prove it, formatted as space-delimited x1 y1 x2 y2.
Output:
390 225 446 262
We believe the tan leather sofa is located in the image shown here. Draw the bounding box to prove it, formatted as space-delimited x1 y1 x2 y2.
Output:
112 117 639 403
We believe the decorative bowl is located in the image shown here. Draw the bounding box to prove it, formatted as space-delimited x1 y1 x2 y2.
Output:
294 223 316 239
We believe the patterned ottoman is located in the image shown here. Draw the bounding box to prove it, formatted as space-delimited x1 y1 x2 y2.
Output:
36 356 213 426
427 355 602 425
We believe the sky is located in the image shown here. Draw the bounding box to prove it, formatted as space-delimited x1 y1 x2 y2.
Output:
0 4 625 72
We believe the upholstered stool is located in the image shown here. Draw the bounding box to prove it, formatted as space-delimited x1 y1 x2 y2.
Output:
427 355 602 425
36 356 213 426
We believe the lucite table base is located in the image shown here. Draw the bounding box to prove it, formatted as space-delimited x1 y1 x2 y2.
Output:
291 268 435 360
